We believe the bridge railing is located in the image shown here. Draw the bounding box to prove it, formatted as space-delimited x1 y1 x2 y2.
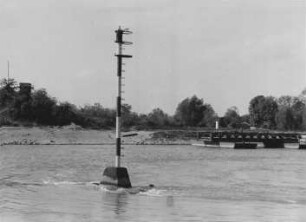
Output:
200 131 300 143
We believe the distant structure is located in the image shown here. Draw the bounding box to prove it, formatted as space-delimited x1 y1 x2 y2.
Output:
6 61 33 95
7 61 10 81
100 27 133 188
19 83 32 95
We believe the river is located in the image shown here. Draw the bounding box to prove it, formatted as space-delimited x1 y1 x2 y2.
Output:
1 145 306 222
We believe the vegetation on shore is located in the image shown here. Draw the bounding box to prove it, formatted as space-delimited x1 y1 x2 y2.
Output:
0 78 305 131
0 127 201 146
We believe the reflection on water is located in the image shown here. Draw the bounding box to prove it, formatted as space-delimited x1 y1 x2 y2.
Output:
166 196 175 207
1 145 306 221
103 192 129 215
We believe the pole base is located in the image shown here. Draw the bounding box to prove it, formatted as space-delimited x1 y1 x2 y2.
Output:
100 167 132 188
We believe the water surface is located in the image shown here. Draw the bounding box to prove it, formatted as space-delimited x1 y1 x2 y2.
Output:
1 145 306 221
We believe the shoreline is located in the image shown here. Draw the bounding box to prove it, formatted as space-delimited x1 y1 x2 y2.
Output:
1 143 192 146
1 126 303 146
0 126 198 146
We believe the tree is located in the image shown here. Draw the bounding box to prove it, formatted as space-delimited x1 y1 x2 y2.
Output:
249 95 265 127
174 95 206 126
11 84 33 120
223 106 240 128
199 104 218 127
80 103 116 128
121 104 139 128
11 95 32 120
147 108 170 128
277 95 297 108
240 114 250 124
262 96 278 129
291 100 305 130
302 108 306 130
299 88 306 102
249 95 278 129
275 106 294 130
299 88 306 130
275 95 305 131
54 102 77 126
31 89 56 124
0 78 18 108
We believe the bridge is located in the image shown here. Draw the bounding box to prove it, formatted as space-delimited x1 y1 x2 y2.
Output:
199 131 306 149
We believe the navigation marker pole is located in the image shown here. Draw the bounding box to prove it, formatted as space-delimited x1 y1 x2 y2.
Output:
100 27 132 188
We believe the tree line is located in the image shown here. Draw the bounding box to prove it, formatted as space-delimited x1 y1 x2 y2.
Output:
0 78 305 131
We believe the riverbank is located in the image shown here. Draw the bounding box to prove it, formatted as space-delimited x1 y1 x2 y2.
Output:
0 126 199 145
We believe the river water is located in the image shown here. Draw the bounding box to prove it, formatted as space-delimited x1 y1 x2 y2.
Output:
1 145 306 222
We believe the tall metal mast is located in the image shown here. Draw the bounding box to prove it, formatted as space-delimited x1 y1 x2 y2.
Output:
114 27 132 167
7 61 10 81
100 27 133 188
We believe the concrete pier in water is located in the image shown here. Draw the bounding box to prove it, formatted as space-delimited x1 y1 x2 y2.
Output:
101 167 132 188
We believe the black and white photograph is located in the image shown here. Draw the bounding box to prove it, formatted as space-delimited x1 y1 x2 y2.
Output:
0 0 305 221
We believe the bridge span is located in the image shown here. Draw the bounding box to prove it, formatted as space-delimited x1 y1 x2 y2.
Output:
199 131 306 149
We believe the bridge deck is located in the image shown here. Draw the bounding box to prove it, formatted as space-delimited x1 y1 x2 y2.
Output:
201 131 300 143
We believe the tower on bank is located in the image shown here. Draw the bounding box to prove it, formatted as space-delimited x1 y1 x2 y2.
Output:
100 27 133 188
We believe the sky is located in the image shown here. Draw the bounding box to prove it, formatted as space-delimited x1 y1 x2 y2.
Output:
0 0 305 115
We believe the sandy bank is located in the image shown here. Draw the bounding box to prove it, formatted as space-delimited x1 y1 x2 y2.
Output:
0 126 198 145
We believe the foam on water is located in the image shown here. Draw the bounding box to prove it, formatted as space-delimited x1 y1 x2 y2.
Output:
42 179 84 186
41 179 168 197
98 184 168 196
99 185 128 194
138 188 167 197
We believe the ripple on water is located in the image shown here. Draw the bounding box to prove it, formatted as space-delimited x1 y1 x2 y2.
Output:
1 145 306 222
